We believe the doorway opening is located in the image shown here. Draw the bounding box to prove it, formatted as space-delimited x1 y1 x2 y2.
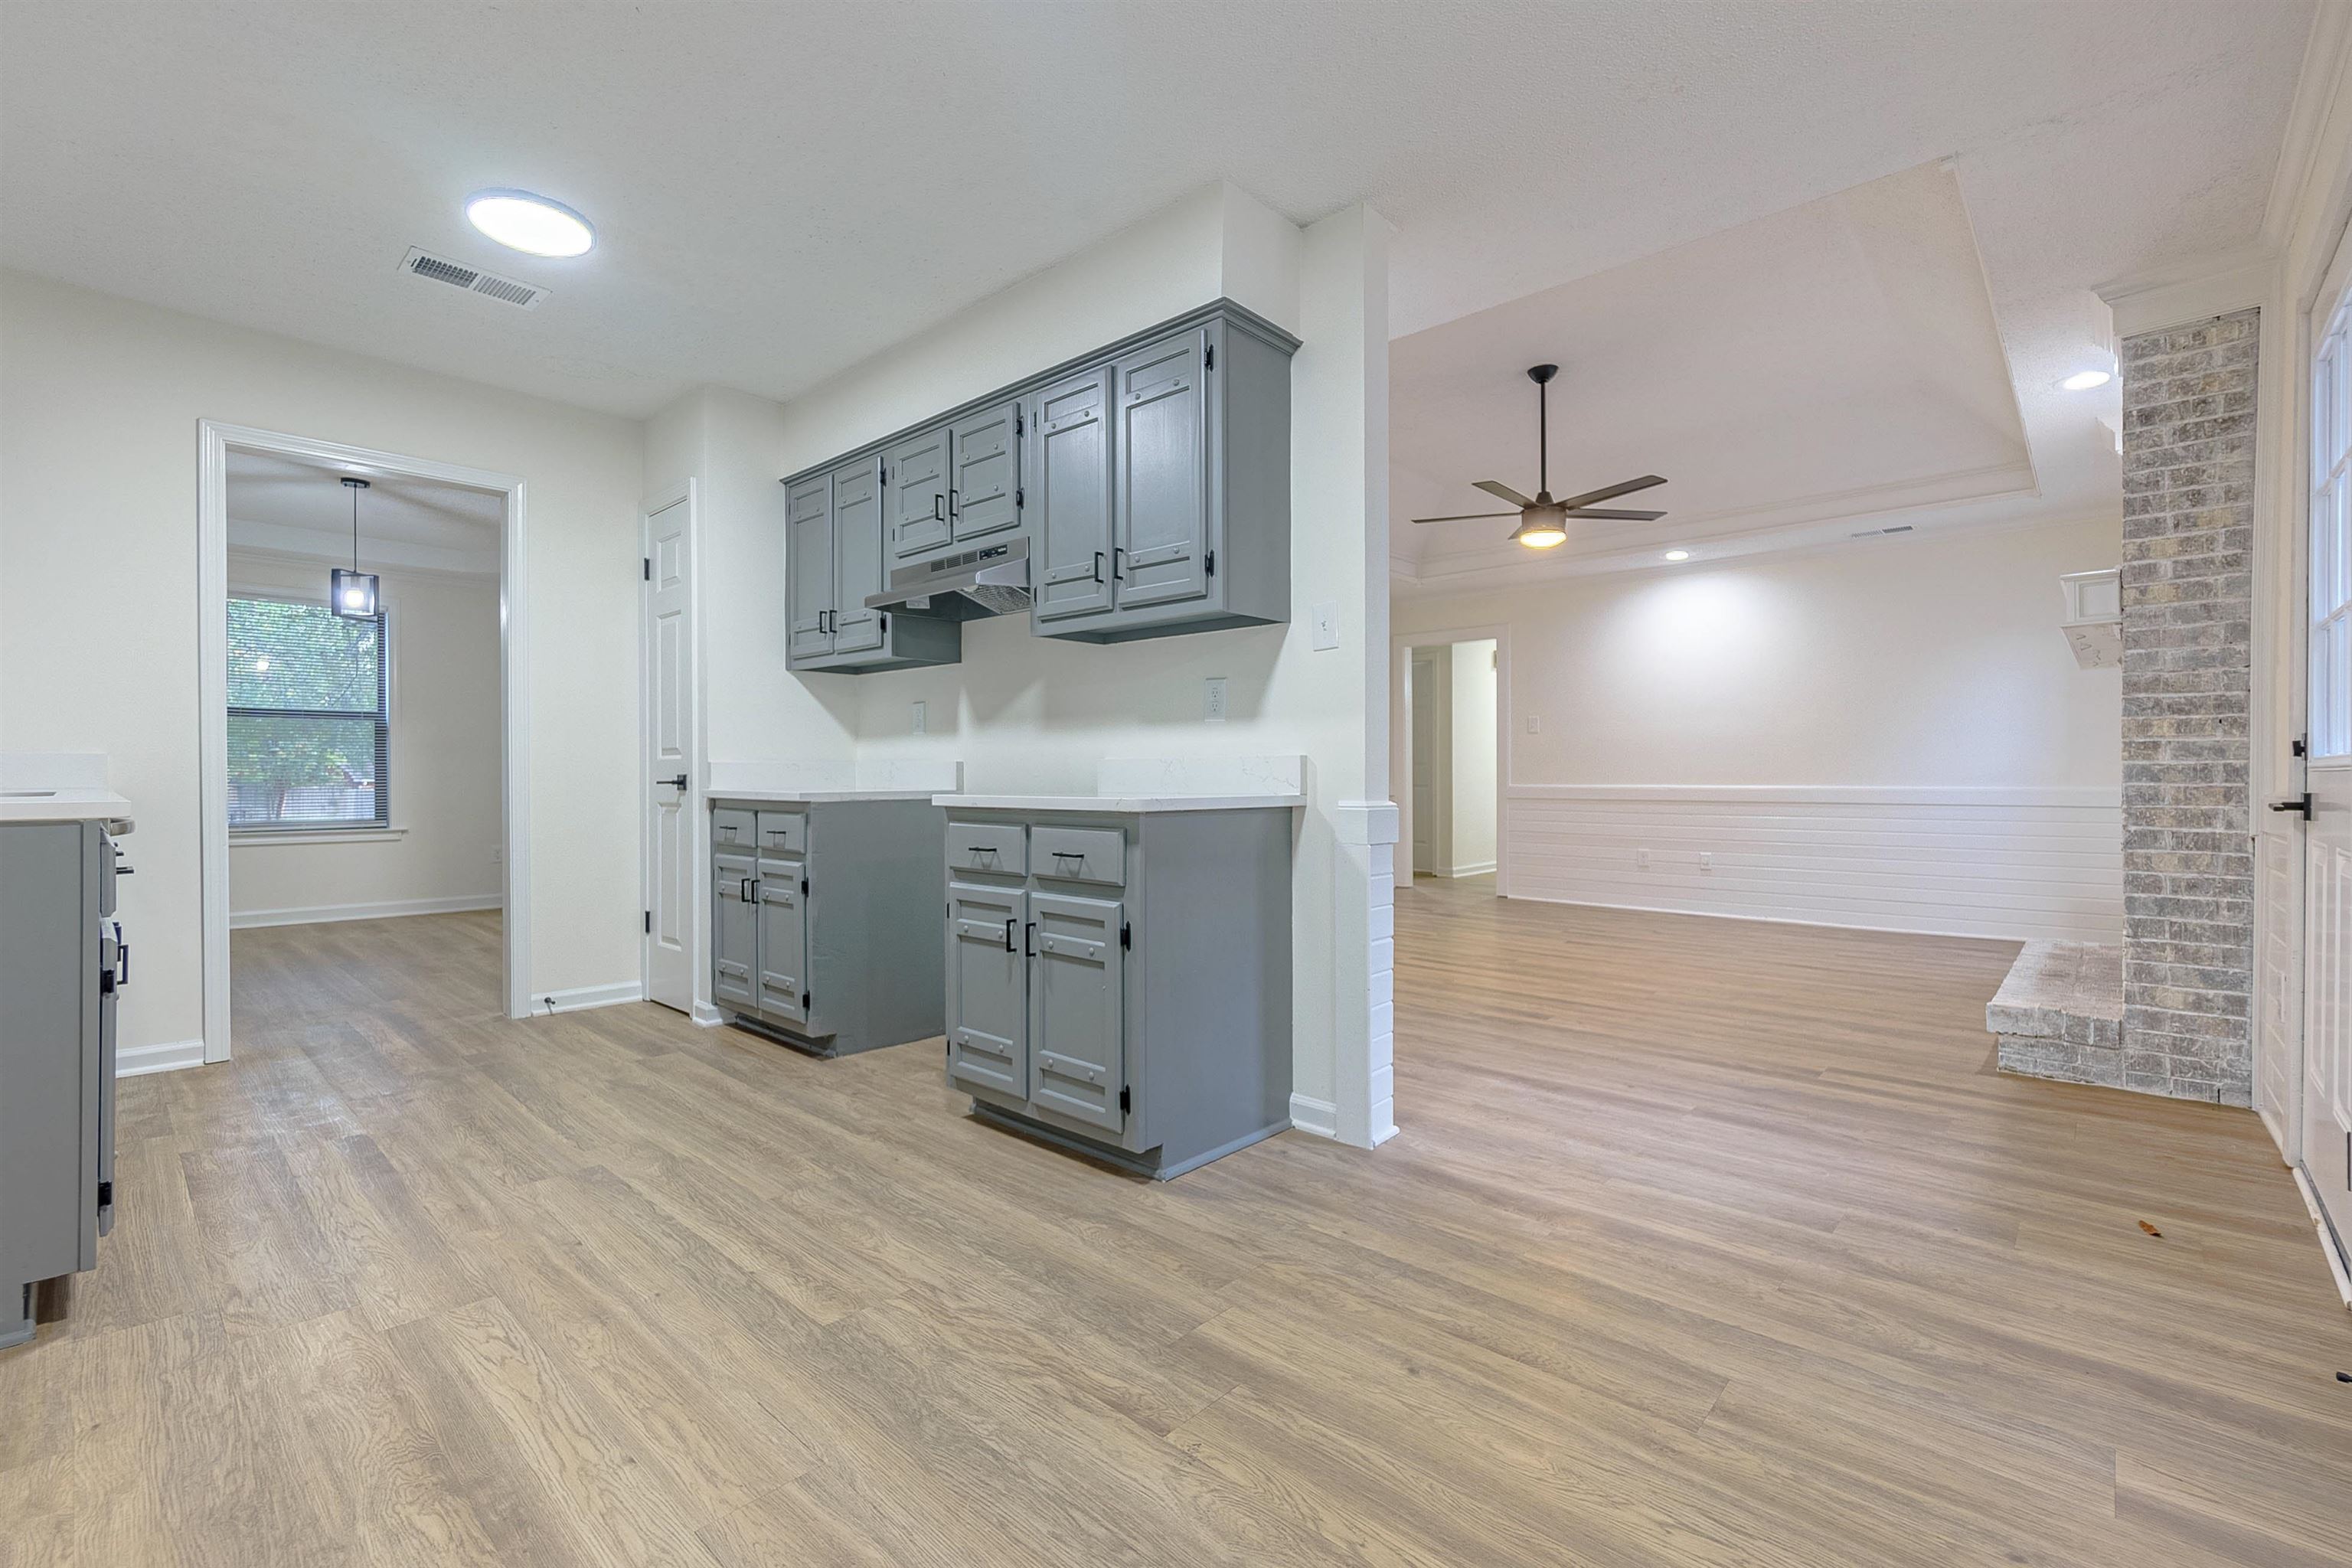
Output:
1393 630 1506 897
198 423 531 1061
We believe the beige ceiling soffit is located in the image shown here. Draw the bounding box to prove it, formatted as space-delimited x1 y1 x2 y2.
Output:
2096 245 2281 339
2262 0 2352 251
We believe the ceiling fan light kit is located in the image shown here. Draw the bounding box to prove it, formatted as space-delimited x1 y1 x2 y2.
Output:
1412 362 1669 550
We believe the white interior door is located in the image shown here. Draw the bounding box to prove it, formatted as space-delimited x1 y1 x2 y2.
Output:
1410 656 1436 876
2302 276 2352 1267
642 490 696 1014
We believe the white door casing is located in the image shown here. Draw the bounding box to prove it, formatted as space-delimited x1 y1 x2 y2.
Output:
641 483 697 1014
2301 266 2352 1278
1410 655 1436 876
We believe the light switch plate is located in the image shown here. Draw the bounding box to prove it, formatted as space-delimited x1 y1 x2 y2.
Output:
910 700 927 735
1311 600 1339 650
1526 714 1540 734
1204 676 1228 723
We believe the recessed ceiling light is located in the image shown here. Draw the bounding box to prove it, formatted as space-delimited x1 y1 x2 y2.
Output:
2060 368 2112 391
1662 549 1690 562
466 190 595 258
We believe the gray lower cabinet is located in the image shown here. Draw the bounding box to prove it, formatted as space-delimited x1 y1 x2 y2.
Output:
942 806 1292 1179
711 798 944 1055
1 819 124 1350
786 457 962 674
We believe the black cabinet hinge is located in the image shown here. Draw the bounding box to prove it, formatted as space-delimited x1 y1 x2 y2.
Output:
1015 487 1024 510
2294 733 2308 758
96 1181 112 1210
801 876 809 896
1015 410 1024 436
803 991 812 1011
1119 1087 1131 1114
642 557 651 580
643 910 652 933
100 969 114 995
1119 920 1131 950
1204 549 1215 577
1204 343 1214 371
879 465 887 485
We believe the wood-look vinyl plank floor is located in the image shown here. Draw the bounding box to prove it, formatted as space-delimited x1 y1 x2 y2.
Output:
3 884 2347 1566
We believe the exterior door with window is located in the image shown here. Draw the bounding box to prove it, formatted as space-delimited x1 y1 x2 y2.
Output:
226 593 390 829
2303 269 2352 1265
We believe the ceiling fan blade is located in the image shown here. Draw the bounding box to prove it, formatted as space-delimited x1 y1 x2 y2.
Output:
1411 511 1521 524
1563 508 1667 521
1472 479 1535 508
1555 474 1666 510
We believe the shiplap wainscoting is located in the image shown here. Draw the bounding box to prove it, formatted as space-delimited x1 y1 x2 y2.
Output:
1502 786 2122 942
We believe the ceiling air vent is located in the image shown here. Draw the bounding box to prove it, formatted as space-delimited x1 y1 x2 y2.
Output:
1849 524 1916 539
398 247 549 309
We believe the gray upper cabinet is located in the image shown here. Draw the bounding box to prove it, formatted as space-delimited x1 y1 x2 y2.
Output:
1112 328 1210 612
1030 367 1114 625
786 458 962 675
827 458 886 657
781 299 1297 658
786 475 834 662
948 401 1021 545
887 425 952 559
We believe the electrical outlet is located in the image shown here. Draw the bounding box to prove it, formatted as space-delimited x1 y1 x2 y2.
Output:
492 843 503 864
910 700 927 735
1699 851 1714 872
1204 676 1228 723
1311 600 1340 651
1635 848 1651 870
1526 714 1540 734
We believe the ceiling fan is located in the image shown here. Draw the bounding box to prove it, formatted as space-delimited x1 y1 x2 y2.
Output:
1412 364 1666 549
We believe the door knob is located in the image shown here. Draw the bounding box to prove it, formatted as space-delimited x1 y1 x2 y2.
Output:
2269 793 2314 820
662 774 688 791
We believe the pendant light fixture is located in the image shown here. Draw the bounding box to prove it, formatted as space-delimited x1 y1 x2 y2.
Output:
331 477 378 619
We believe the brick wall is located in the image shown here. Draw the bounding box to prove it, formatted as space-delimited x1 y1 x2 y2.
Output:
2118 308 2258 1106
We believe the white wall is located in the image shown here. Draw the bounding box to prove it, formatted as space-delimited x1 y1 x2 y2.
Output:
0 270 645 1059
695 183 1393 1144
1449 638 1497 873
1393 517 2125 939
224 550 501 926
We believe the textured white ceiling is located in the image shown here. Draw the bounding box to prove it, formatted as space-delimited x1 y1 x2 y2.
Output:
227 449 501 575
0 1 2315 422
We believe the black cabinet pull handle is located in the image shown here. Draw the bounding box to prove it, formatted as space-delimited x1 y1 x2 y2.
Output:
1093 550 1104 584
1112 547 1125 580
1003 917 1016 952
1024 921 1036 958
949 487 959 518
933 492 945 522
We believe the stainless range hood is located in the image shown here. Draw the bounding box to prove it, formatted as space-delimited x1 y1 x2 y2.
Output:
865 536 1031 620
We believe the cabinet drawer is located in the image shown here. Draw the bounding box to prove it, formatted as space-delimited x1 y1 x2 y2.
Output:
1031 825 1125 887
712 808 756 850
948 822 1026 876
756 811 807 856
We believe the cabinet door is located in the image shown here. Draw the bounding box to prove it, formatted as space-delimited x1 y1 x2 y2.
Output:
786 475 835 662
949 400 1021 544
1027 891 1125 1133
1031 369 1114 624
1112 328 1210 610
713 853 758 1010
887 426 952 559
828 457 886 657
946 881 1027 1097
756 858 808 1024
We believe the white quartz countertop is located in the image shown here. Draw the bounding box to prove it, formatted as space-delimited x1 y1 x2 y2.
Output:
0 788 133 824
933 792 1304 814
710 789 942 804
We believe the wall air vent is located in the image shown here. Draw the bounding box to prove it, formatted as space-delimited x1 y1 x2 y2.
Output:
398 247 549 309
1849 524 1916 538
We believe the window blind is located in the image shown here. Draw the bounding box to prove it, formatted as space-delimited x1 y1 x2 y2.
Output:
227 594 390 828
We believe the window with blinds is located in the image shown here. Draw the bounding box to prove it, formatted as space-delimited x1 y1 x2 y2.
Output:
227 593 390 829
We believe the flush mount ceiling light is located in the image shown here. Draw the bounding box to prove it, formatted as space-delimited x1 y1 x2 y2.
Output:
1662 549 1690 562
466 189 595 257
2060 368 2113 391
331 477 379 619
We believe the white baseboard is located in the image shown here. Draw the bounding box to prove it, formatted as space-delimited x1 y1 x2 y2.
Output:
691 1001 727 1027
1289 1093 1338 1139
2293 1167 2352 1309
230 893 499 930
529 981 644 1015
1439 861 1497 877
117 1038 205 1077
